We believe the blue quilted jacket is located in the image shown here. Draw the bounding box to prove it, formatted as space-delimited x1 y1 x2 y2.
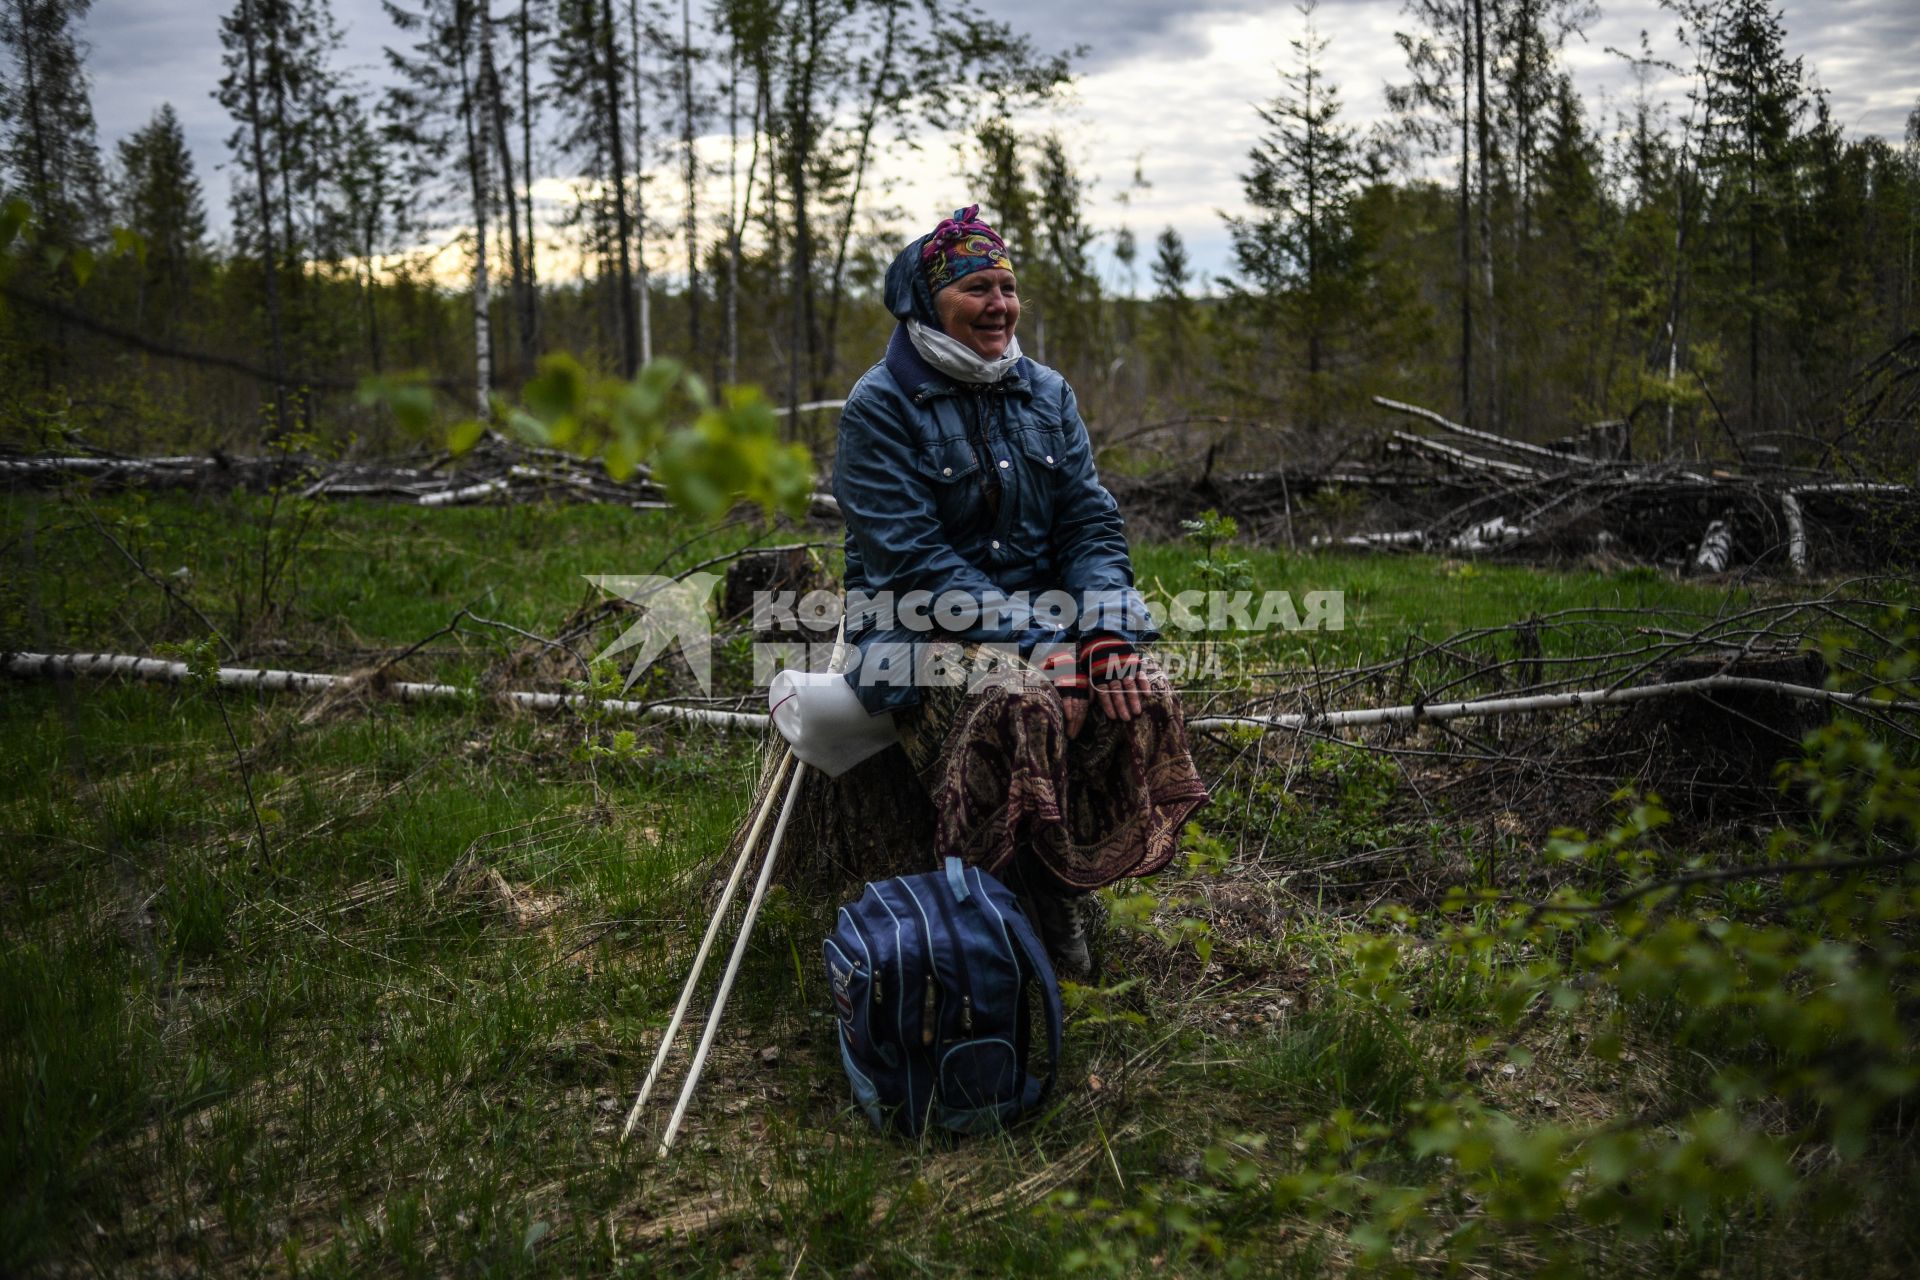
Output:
833 324 1153 714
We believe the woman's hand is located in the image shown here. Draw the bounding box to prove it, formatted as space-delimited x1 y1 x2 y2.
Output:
1094 672 1148 723
1063 694 1091 739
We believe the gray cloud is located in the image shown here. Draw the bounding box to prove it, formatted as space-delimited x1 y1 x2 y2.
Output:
70 0 1920 283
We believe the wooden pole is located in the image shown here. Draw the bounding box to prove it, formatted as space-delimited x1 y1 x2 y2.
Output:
656 756 810 1156
620 748 794 1143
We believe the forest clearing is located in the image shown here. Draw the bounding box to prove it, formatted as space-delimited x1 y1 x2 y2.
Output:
6 0 1920 1272
5 487 1917 1275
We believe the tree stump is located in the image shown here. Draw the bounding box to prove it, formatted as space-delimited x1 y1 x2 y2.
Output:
1612 648 1828 819
730 731 934 901
720 547 828 629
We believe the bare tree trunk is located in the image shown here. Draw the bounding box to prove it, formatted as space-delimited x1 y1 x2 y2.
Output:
596 0 639 375
362 202 382 370
1746 105 1761 438
626 0 653 364
518 0 541 359
1457 0 1473 427
681 0 702 371
265 16 307 434
1472 0 1495 428
820 0 900 387
787 0 823 416
756 51 785 428
458 0 494 418
726 37 739 384
481 9 532 382
238 0 290 435
724 36 757 385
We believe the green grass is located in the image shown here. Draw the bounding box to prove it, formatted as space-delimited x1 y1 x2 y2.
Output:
3 491 1907 1275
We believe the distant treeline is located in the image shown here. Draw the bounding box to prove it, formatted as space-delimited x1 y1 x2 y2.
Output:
1 0 1916 471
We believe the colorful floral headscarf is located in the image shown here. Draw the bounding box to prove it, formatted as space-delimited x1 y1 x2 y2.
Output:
919 204 1014 294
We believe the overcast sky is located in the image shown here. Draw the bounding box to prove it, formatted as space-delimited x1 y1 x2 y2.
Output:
80 0 1920 289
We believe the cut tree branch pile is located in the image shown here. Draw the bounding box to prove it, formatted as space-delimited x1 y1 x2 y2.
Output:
6 381 1912 571
1109 395 1917 575
2 440 844 518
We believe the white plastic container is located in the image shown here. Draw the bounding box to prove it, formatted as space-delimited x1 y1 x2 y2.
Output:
767 669 899 778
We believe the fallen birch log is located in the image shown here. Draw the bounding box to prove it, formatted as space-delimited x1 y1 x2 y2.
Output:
1781 483 1914 574
13 651 1917 734
2 651 767 729
1691 517 1734 574
1782 492 1808 573
1188 674 1920 733
1372 396 1576 464
1388 431 1539 480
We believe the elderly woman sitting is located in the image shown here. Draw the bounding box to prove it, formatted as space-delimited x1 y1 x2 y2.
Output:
832 205 1209 979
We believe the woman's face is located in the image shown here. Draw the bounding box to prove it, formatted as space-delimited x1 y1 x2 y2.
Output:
934 267 1021 360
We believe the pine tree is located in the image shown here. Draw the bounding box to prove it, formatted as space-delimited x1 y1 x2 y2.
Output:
319 96 398 370
383 0 503 412
217 0 298 430
1225 0 1372 429
0 0 108 245
217 0 342 296
550 0 638 374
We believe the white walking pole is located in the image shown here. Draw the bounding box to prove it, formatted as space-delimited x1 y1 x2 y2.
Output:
655 757 810 1157
619 747 795 1144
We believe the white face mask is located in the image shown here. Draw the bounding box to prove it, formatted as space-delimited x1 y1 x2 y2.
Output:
906 318 1024 385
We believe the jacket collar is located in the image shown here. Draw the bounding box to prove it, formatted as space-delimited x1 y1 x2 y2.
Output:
884 323 1031 405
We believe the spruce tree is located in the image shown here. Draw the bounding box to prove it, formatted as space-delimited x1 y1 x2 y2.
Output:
1032 131 1099 378
1698 0 1805 435
1225 0 1372 429
1149 224 1195 388
115 103 207 311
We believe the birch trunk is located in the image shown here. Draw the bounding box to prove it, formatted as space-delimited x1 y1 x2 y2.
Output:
458 0 493 419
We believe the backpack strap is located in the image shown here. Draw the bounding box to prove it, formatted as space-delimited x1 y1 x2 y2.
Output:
966 862 1064 1110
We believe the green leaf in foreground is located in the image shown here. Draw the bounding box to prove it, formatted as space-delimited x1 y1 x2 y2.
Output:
446 419 485 456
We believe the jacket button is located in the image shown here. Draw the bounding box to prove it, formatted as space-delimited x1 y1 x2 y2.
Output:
1045 455 1055 464
998 459 1011 469
941 466 952 476
991 540 1001 549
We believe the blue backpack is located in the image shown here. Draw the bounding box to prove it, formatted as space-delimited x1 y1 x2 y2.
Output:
824 858 1064 1137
